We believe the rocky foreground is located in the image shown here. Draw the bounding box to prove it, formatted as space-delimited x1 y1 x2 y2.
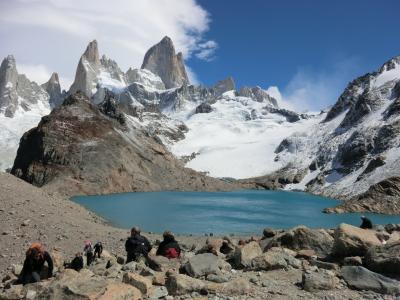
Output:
1 172 400 299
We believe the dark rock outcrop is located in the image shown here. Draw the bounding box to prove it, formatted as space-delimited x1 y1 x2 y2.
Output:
10 92 234 196
365 241 400 278
213 77 236 96
237 86 278 107
141 36 189 89
195 102 212 114
0 55 18 117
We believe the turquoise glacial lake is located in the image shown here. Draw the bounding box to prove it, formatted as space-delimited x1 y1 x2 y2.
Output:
72 190 400 235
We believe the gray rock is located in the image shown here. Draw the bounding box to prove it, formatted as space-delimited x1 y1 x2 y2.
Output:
213 77 236 96
206 274 229 283
232 241 262 269
0 55 19 117
184 253 222 278
148 286 168 299
251 247 301 271
141 36 189 89
341 266 400 294
267 226 334 258
302 271 339 292
165 273 206 296
343 256 363 266
237 86 278 107
126 68 165 90
41 72 63 108
364 241 400 277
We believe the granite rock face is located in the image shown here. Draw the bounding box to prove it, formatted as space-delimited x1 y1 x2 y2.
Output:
69 40 102 97
141 36 189 89
0 55 18 117
41 72 63 108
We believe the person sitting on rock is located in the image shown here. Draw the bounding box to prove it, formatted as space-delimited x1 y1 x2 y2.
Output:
125 226 152 263
83 240 94 266
19 243 53 285
94 242 103 259
156 231 181 259
64 252 84 271
360 216 373 229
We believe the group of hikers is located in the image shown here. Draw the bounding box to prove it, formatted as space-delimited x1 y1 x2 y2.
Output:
18 227 181 285
17 216 374 285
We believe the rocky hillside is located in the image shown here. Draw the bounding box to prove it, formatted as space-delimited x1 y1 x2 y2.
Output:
1 172 399 299
10 92 234 196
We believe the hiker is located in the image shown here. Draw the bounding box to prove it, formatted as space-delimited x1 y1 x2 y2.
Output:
94 242 103 259
156 231 181 259
19 243 53 285
125 226 152 263
64 252 84 271
360 216 373 229
83 240 94 266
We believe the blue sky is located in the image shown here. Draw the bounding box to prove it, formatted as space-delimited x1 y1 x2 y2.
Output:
189 0 400 110
1 0 399 111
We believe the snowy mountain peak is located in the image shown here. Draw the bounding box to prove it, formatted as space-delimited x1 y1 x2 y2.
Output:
237 86 279 107
141 36 189 89
213 76 236 96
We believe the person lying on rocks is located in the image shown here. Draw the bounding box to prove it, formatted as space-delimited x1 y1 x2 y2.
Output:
125 226 152 263
94 242 103 259
83 240 94 266
360 216 373 229
64 252 84 272
156 231 181 259
18 243 53 285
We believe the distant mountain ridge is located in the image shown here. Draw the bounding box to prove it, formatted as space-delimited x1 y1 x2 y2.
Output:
1 36 400 214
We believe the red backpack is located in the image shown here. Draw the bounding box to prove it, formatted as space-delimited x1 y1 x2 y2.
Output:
165 248 180 259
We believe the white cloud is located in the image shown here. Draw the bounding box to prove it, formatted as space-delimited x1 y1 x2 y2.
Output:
267 57 362 112
185 65 201 85
17 64 52 85
195 40 218 61
0 0 214 85
17 64 73 90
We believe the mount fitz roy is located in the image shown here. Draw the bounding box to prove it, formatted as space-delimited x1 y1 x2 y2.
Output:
1 36 400 214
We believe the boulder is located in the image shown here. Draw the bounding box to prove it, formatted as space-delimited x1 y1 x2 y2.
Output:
165 273 206 296
296 249 316 259
364 241 400 277
302 271 339 292
122 272 153 295
332 223 382 257
51 250 64 270
343 256 363 266
267 226 334 258
262 228 276 238
152 272 166 286
341 266 400 294
98 282 142 300
148 286 168 299
148 255 181 272
232 241 262 269
309 260 339 272
206 274 230 283
251 247 301 271
195 103 212 114
184 253 223 278
41 269 107 299
209 278 252 296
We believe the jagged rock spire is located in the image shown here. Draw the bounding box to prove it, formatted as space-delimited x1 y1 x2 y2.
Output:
0 55 19 117
141 36 189 89
69 40 101 97
42 72 63 108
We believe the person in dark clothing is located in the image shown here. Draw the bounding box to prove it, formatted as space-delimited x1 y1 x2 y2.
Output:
360 216 373 229
94 242 103 259
84 241 94 266
19 243 53 285
156 231 181 259
125 226 152 263
65 252 84 271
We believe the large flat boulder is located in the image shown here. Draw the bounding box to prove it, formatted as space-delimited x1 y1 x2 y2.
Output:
364 241 400 277
165 273 206 296
341 266 400 294
250 247 301 271
332 224 382 257
184 253 224 278
122 272 153 295
267 226 334 257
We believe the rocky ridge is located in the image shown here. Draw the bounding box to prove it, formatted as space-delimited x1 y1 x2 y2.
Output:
10 92 234 196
